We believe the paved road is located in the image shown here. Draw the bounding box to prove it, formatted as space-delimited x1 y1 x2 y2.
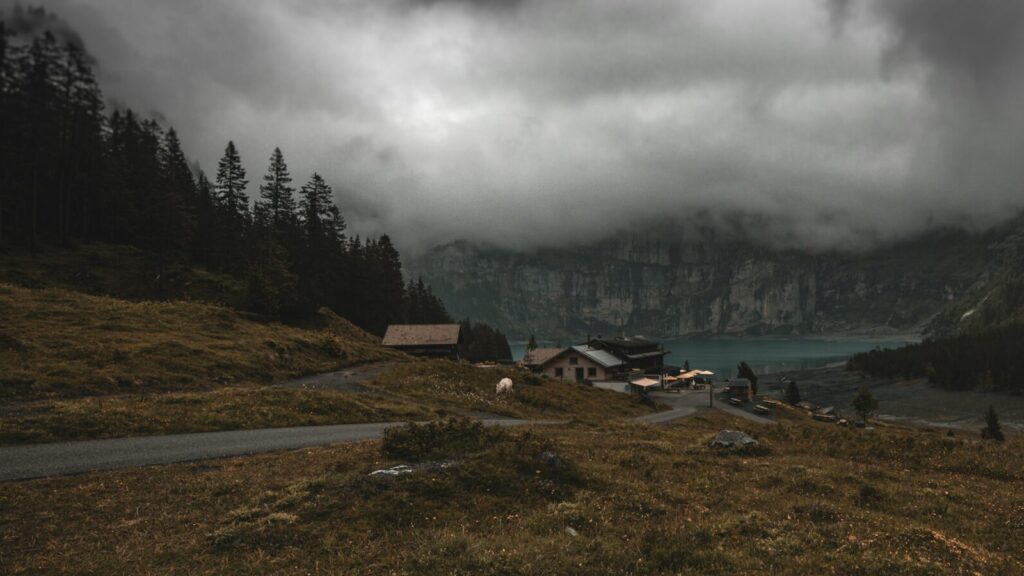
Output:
641 387 777 426
0 385 772 482
0 419 553 482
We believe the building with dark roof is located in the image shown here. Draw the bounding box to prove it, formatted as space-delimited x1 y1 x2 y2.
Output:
382 324 462 359
588 336 669 373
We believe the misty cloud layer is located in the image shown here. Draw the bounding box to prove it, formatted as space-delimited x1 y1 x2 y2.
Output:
4 0 1023 253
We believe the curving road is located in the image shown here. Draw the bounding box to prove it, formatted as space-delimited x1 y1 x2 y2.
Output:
0 385 772 482
0 419 553 482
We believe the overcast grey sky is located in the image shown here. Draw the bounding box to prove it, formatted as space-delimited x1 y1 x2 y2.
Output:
4 0 1023 252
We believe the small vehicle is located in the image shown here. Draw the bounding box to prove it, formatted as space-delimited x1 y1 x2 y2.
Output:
753 404 771 415
727 397 743 406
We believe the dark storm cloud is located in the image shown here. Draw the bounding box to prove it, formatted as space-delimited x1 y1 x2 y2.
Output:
3 4 84 49
3 0 1022 253
875 0 1024 88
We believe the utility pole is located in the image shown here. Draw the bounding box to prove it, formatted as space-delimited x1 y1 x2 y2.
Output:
709 381 713 407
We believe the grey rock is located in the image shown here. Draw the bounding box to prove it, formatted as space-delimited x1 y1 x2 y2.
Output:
709 430 759 448
539 450 565 470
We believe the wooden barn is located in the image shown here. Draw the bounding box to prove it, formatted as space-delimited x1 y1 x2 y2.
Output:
382 324 462 359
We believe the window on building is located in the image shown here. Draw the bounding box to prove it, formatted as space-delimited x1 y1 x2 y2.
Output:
588 367 597 378
555 367 563 378
569 356 578 365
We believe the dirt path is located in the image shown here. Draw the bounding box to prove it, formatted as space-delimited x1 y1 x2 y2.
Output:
279 362 398 392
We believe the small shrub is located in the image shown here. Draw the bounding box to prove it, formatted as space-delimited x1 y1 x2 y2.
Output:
792 503 841 524
855 484 886 507
981 406 1005 442
381 417 508 461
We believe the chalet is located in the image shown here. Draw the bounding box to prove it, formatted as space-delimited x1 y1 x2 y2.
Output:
530 345 625 383
521 347 567 372
382 324 462 359
588 336 669 374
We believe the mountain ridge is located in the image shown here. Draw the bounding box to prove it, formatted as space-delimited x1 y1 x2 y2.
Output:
407 219 1024 340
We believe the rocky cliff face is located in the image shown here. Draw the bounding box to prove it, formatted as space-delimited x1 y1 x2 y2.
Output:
407 225 1020 340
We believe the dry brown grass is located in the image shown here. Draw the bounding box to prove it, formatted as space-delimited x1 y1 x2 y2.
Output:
2 411 1021 575
0 283 403 400
0 284 654 443
0 242 246 305
365 359 659 421
0 387 435 445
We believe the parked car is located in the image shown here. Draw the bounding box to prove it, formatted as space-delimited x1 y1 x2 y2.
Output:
753 404 771 415
727 397 744 406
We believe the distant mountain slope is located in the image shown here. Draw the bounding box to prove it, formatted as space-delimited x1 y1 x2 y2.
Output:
407 222 1023 340
927 215 1024 335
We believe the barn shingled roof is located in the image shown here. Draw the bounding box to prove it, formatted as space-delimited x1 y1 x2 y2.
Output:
382 324 461 346
522 347 567 366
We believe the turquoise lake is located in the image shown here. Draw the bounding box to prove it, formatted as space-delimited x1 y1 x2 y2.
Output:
509 337 912 379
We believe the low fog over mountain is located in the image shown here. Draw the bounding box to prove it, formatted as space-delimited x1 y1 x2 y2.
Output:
4 0 1023 253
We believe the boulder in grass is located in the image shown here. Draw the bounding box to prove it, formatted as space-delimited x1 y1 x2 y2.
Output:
709 430 759 449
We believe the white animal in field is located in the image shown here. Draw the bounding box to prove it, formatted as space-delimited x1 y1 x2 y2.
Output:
496 378 514 395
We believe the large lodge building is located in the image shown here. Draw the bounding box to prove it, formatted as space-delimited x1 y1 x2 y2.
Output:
522 336 669 383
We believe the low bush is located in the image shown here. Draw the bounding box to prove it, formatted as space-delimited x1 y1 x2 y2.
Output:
381 417 508 461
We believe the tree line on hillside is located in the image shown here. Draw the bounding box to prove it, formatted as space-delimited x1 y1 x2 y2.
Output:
459 320 513 363
847 324 1024 394
0 9 508 352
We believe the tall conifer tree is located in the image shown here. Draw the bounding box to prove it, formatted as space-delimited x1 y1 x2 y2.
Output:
215 140 249 222
259 147 296 228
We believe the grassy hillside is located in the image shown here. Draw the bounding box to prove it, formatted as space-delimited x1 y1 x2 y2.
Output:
2 411 1020 575
0 242 247 307
0 283 401 400
0 283 655 443
366 360 657 421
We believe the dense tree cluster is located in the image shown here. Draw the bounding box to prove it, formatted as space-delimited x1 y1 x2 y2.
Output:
459 320 513 363
0 9 456 336
847 324 1024 394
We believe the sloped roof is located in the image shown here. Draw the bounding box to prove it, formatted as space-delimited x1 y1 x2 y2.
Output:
571 345 625 369
522 347 567 366
625 350 670 360
593 336 659 351
382 324 461 346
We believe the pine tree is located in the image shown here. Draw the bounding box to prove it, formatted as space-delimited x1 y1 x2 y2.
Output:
246 201 298 316
853 387 878 422
982 406 1004 442
527 334 538 351
785 380 801 405
192 170 218 265
737 362 759 395
213 140 250 272
259 147 296 229
299 172 335 242
0 20 15 243
365 234 406 335
215 140 249 222
23 32 62 249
